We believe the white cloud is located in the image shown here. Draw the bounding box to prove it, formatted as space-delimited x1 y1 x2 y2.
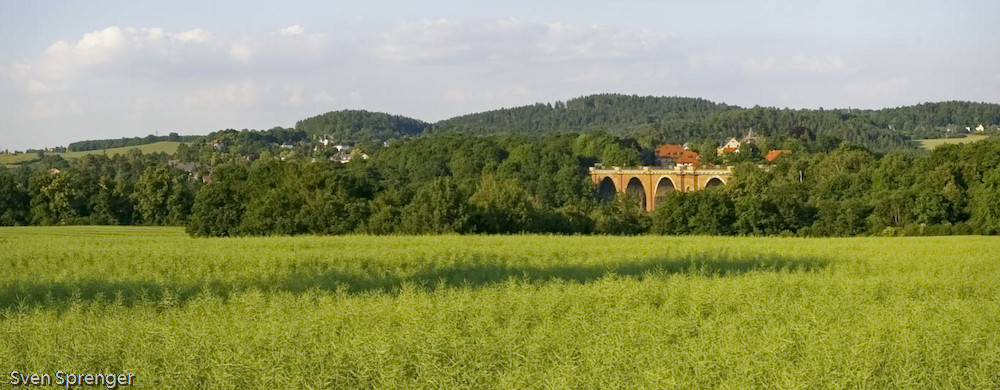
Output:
182 80 258 108
8 25 338 94
742 56 778 74
6 17 982 150
791 55 847 73
171 28 211 43
283 84 305 107
742 54 849 75
229 43 253 63
314 90 334 104
72 26 126 64
0 19 691 146
279 25 305 37
845 77 911 100
688 54 724 70
26 80 50 94
375 18 672 64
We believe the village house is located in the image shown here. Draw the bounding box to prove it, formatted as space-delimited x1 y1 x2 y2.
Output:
654 144 685 165
717 138 741 155
717 129 762 155
675 150 700 167
765 149 792 162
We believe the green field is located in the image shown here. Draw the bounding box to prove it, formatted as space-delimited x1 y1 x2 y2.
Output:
0 141 182 166
2 227 999 388
917 134 990 149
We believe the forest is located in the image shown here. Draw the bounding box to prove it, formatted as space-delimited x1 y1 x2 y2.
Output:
3 130 1000 237
2 95 1000 236
434 95 1000 152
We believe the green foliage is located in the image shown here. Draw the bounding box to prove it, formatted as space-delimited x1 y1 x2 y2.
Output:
431 94 1000 152
591 194 651 235
187 163 249 237
9 104 1000 238
362 188 410 235
400 177 473 234
469 175 541 233
133 165 192 225
296 110 429 140
435 94 737 142
970 167 1000 234
0 167 31 225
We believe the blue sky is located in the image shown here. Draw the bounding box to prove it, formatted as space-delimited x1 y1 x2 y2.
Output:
1 0 998 150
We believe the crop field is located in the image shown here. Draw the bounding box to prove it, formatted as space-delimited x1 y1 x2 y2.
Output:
2 227 999 389
0 141 182 166
917 134 990 149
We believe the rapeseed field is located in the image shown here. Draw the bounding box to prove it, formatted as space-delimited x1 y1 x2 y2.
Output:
2 227 998 388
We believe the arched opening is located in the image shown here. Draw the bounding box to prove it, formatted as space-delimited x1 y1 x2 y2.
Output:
597 177 616 202
706 177 724 188
654 177 675 209
625 177 646 210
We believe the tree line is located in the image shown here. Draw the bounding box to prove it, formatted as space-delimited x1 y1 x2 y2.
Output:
3 130 1000 236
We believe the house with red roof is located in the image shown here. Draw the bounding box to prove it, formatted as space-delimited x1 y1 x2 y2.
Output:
655 144 685 165
676 150 701 166
655 144 685 159
765 149 792 162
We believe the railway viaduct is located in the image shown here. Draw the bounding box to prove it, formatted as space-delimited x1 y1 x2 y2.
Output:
589 165 733 211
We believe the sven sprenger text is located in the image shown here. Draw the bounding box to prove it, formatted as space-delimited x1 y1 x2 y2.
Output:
9 371 135 389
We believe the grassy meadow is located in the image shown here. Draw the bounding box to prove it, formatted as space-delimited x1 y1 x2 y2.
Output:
916 134 990 149
2 226 999 388
0 141 182 167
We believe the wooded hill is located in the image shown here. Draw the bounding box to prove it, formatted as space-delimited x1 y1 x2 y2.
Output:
290 95 1000 153
51 95 1000 155
295 110 430 140
432 94 1000 152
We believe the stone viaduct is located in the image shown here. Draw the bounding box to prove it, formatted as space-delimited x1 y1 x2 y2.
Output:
589 165 733 211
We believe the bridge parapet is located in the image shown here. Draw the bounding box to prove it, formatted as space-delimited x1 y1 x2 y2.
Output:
589 164 732 175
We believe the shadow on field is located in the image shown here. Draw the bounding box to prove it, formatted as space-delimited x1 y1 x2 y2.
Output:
1 253 829 312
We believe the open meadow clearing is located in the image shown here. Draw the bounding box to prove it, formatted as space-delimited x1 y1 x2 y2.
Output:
0 141 181 167
2 226 999 388
916 134 991 149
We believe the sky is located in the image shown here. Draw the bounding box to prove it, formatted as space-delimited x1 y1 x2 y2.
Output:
1 0 998 150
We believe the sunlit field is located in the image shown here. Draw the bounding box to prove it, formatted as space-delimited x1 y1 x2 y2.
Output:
917 134 990 149
0 141 181 167
2 226 999 388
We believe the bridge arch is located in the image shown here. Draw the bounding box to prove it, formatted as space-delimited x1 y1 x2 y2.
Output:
597 176 616 202
705 177 725 188
625 177 646 210
653 176 675 209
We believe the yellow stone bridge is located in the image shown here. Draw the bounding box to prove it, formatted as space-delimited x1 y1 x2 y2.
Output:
589 165 733 211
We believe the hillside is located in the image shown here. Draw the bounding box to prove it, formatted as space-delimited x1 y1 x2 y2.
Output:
295 109 430 141
0 141 181 167
432 94 1000 152
68 134 201 152
23 95 1000 157
434 95 734 136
